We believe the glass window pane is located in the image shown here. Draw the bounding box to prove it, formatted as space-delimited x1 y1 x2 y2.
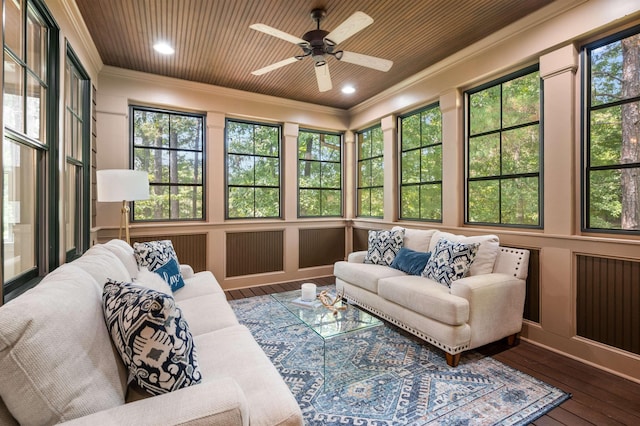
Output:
401 150 420 184
320 134 340 162
588 168 640 231
321 189 341 216
321 162 341 188
371 127 384 157
227 154 254 186
371 157 384 186
470 85 500 135
26 74 45 142
299 189 320 216
255 126 279 156
228 186 254 218
420 183 442 220
4 54 25 133
421 108 442 146
171 115 202 150
421 145 442 182
370 187 384 217
358 159 372 187
254 157 279 186
502 125 539 175
3 139 37 280
401 185 419 218
591 34 640 106
359 131 371 160
176 186 202 219
501 177 539 225
502 72 540 127
134 110 169 148
358 188 370 216
401 114 421 150
590 105 624 167
176 151 203 184
469 134 500 178
27 6 47 80
135 185 169 220
298 131 319 160
298 160 320 188
5 0 23 58
468 180 500 223
254 187 279 217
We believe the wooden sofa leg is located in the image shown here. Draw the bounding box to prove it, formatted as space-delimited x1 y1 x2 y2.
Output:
506 333 518 346
445 352 461 367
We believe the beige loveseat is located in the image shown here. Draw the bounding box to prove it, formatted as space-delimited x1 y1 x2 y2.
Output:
334 227 530 367
0 239 303 426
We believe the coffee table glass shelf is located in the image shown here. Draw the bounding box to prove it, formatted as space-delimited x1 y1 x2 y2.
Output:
271 288 383 390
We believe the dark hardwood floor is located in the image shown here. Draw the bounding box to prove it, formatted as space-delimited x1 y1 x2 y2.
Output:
225 277 640 425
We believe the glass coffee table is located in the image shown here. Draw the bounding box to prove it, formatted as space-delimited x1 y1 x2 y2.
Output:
271 288 383 389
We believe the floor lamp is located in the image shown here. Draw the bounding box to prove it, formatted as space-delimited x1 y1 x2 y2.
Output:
96 169 150 244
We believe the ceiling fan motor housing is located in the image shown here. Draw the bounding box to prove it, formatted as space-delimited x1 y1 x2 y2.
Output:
302 29 329 65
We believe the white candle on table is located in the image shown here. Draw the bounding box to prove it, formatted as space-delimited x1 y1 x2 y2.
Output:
301 283 316 301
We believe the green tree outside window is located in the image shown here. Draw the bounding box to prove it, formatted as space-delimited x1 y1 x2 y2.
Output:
131 106 205 221
226 119 281 219
466 66 542 227
357 125 384 217
399 104 442 221
298 129 342 217
586 28 640 232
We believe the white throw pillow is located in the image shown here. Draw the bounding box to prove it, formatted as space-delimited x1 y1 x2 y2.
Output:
391 226 436 252
428 231 499 276
135 267 173 295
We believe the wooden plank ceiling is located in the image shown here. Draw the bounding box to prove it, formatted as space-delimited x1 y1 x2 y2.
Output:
76 0 555 109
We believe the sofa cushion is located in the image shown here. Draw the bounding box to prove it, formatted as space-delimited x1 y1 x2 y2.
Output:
364 229 405 266
392 226 436 252
390 247 431 276
70 244 131 286
194 325 303 426
133 240 185 291
422 239 479 287
174 271 225 302
428 231 499 276
334 260 406 293
103 280 202 396
177 293 240 336
103 239 139 279
378 275 470 325
0 265 127 425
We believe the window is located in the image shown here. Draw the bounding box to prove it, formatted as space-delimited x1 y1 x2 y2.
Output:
297 129 342 217
3 0 58 298
584 27 640 232
64 46 90 261
399 104 442 221
357 125 384 217
466 65 542 227
131 106 205 221
226 119 281 219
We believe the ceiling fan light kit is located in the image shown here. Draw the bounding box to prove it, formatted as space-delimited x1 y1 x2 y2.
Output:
250 8 393 93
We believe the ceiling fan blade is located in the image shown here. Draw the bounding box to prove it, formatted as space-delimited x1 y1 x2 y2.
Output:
339 51 393 72
315 63 332 92
249 23 307 45
251 57 299 76
325 11 373 45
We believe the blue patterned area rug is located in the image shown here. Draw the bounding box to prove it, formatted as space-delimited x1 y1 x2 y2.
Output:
229 288 569 426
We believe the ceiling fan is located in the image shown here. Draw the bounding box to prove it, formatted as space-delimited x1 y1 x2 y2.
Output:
250 8 393 92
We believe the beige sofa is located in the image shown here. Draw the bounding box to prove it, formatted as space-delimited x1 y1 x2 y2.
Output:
334 227 530 367
0 239 303 426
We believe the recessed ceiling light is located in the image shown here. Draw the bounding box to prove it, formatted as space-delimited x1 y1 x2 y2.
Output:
153 42 174 55
341 85 356 94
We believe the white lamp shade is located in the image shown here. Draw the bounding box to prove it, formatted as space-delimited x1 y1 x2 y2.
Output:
96 169 150 202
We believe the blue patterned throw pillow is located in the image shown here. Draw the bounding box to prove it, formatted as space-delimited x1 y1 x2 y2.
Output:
364 229 405 267
133 240 185 292
422 238 479 287
390 247 431 276
102 280 202 395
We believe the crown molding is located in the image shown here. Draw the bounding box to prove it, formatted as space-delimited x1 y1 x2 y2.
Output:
59 0 103 75
100 66 349 120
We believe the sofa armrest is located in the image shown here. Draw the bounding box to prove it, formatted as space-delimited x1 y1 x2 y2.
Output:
59 378 248 426
450 273 526 349
180 264 195 279
347 251 367 263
